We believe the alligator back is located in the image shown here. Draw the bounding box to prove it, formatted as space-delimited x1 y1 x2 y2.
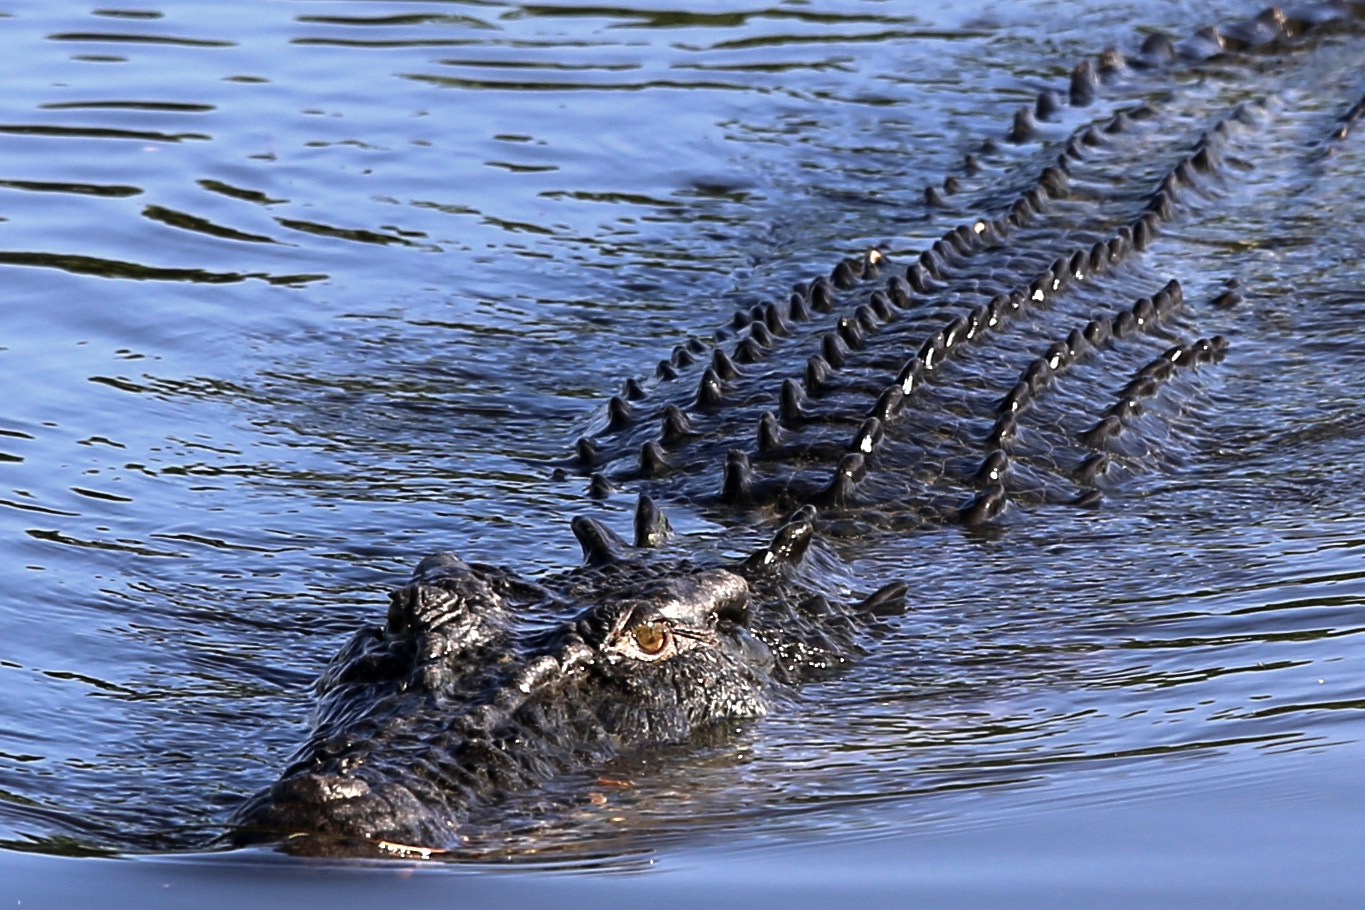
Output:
568 4 1365 553
235 3 1365 856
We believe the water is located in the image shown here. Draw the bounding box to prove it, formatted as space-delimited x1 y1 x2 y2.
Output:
2 0 1364 905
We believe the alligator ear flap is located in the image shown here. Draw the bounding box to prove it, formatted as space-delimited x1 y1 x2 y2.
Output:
856 581 909 617
745 509 817 570
633 494 672 548
571 515 628 566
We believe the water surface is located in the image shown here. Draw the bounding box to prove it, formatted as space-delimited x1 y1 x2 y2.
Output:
2 0 1363 905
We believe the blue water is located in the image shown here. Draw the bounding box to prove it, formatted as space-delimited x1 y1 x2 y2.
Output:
2 0 1364 905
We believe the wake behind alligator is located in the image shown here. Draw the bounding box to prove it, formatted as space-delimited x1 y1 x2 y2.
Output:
232 3 1365 856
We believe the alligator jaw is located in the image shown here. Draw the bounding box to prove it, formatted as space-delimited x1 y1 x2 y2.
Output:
230 517 834 854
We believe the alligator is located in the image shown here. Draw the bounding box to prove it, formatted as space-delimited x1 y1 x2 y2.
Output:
231 3 1365 856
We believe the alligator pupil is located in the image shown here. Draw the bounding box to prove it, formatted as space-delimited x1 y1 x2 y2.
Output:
632 621 668 656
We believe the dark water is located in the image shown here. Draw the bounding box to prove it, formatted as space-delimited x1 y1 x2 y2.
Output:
3 0 1364 905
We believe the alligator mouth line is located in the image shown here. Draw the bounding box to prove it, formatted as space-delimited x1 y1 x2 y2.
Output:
231 3 1365 857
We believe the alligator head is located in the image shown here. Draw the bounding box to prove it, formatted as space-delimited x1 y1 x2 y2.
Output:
231 507 905 855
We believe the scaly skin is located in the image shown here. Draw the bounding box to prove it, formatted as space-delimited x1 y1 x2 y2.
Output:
232 3 1365 855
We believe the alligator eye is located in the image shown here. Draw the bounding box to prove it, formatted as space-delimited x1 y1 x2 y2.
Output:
630 620 670 657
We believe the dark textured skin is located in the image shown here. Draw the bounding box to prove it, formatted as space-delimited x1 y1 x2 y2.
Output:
232 3 1365 855
234 520 904 853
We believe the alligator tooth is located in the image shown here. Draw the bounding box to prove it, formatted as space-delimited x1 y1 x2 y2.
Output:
931 238 958 270
1047 257 1070 293
1044 341 1071 371
1066 249 1087 282
1146 189 1174 221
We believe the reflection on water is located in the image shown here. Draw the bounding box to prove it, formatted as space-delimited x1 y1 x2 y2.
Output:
0 0 1363 900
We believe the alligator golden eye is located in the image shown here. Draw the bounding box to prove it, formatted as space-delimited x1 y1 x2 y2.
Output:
631 621 669 656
